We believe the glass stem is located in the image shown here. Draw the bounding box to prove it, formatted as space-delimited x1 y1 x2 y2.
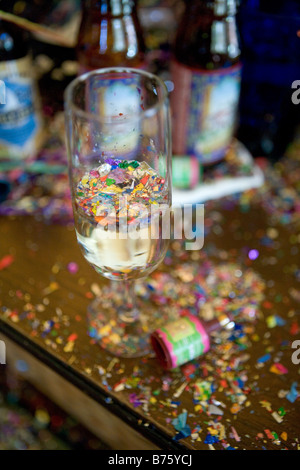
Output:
112 279 139 323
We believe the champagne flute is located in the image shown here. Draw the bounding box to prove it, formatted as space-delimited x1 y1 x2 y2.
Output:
64 68 172 357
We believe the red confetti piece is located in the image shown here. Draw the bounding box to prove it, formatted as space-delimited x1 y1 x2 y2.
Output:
67 333 78 342
290 321 300 336
182 363 196 376
220 379 228 388
0 254 14 270
264 429 274 440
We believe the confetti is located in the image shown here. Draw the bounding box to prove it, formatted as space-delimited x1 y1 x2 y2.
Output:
257 353 271 363
269 363 289 375
286 382 299 403
67 262 79 274
0 254 14 270
2 140 300 450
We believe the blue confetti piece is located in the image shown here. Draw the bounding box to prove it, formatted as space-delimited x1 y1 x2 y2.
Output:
274 315 286 326
147 283 155 291
237 378 244 388
204 433 219 444
257 353 271 363
172 411 187 431
286 382 299 403
89 327 97 338
173 426 191 441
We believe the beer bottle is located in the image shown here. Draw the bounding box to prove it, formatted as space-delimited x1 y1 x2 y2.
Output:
170 0 241 166
76 0 146 73
0 20 42 163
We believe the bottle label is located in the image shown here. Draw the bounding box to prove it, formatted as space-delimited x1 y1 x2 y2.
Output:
154 315 210 369
170 61 242 165
0 56 41 159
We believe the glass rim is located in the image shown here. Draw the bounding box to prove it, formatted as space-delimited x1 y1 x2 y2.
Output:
64 67 169 123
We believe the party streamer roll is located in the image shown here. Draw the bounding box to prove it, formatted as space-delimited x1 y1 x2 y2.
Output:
151 313 234 370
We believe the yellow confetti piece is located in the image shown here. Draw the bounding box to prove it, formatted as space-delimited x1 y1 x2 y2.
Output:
107 357 119 372
42 281 59 296
63 341 74 353
35 409 50 425
230 403 241 414
219 425 226 441
207 427 218 436
260 400 272 412
51 263 60 274
99 324 112 336
110 333 122 343
251 334 260 341
266 315 277 328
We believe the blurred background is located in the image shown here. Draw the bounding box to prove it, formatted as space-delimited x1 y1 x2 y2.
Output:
0 0 299 159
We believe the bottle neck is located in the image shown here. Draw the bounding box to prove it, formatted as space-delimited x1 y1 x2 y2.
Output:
82 0 135 15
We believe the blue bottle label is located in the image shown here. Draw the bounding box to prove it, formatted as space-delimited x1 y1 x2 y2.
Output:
171 61 242 165
0 56 41 159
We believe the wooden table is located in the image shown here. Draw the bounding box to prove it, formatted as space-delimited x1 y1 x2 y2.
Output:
0 162 300 450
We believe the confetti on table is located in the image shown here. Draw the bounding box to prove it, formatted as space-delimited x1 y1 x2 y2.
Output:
0 254 14 270
1 139 300 450
286 382 299 403
270 363 289 375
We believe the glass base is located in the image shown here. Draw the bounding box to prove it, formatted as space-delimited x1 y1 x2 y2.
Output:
87 284 178 358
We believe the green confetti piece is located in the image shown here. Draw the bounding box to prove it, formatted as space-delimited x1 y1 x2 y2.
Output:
118 161 129 168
